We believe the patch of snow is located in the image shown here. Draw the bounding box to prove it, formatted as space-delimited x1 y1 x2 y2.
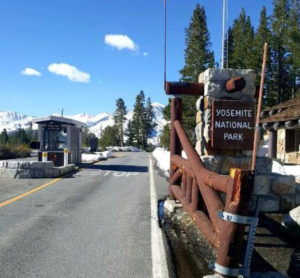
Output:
102 150 113 158
82 153 104 163
152 147 170 177
289 206 300 226
272 160 300 178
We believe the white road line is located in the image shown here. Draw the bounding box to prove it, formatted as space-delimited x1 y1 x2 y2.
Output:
149 156 169 278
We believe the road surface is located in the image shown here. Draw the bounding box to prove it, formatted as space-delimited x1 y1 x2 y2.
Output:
0 152 172 278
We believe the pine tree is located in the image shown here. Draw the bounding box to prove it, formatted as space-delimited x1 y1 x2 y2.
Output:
142 97 156 149
163 4 214 144
271 0 290 103
179 4 214 81
224 27 233 68
253 6 273 106
229 8 255 68
10 129 30 146
99 126 120 148
131 91 145 148
114 98 127 147
125 120 134 146
0 129 9 146
287 0 300 98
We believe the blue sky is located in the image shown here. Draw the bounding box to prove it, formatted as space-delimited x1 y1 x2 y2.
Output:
0 0 273 117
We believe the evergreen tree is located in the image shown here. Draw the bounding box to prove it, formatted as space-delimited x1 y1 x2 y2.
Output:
162 4 214 144
125 120 134 146
142 97 156 148
114 98 127 147
287 0 300 98
81 128 89 147
179 4 214 81
229 8 255 68
99 126 120 148
159 124 170 150
271 0 290 103
224 27 233 68
9 129 30 146
0 129 9 146
253 6 273 106
131 91 145 148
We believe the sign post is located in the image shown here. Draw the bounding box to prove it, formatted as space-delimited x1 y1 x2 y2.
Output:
42 152 47 162
64 148 69 166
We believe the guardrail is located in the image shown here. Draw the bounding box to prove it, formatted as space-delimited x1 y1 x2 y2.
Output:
166 84 255 276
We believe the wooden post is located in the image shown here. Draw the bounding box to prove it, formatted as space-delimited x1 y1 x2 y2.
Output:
169 97 182 199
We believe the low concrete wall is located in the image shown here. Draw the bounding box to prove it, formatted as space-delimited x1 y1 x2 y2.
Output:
0 161 75 179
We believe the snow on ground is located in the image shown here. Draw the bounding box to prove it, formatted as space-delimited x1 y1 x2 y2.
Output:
152 147 187 178
272 160 300 177
152 147 170 177
153 146 300 180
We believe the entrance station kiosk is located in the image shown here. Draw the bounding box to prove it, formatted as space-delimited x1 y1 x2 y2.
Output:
32 116 86 166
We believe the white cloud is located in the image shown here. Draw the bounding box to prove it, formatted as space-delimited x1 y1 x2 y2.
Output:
21 68 41 76
48 63 90 83
104 34 139 52
143 52 148 56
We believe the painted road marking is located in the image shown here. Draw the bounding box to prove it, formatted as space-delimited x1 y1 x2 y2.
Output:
84 170 139 177
0 177 63 209
149 156 169 278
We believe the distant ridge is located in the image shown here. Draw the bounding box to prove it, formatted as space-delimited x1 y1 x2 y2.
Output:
0 103 167 145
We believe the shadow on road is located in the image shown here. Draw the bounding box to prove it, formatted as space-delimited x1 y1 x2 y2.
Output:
86 164 148 172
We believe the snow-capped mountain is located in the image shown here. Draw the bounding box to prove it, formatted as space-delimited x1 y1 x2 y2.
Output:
0 111 35 133
0 103 167 145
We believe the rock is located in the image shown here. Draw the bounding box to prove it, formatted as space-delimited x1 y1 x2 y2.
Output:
230 69 256 83
249 195 280 212
271 175 296 195
195 140 203 156
196 97 203 111
255 157 273 174
200 155 224 172
254 175 271 195
196 111 202 124
204 81 224 96
203 68 230 82
280 194 296 211
198 72 205 83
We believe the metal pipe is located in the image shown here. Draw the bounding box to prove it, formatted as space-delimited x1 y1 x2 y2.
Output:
221 0 226 69
251 43 268 171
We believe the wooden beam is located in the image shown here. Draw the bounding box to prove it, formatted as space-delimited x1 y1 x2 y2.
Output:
165 82 204 96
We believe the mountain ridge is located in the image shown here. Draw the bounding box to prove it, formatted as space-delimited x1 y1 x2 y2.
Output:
0 103 167 145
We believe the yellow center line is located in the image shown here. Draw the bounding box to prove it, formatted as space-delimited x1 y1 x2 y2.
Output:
0 160 102 209
0 177 63 208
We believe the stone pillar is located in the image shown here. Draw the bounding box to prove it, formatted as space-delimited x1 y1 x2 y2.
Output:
195 68 256 156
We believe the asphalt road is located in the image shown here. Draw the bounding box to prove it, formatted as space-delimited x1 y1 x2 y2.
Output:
0 152 171 278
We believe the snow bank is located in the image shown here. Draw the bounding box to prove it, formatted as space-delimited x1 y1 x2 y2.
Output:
82 153 104 163
272 160 300 177
102 150 113 158
152 147 170 177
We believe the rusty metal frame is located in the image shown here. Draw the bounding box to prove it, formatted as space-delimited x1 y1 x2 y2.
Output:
167 94 254 274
